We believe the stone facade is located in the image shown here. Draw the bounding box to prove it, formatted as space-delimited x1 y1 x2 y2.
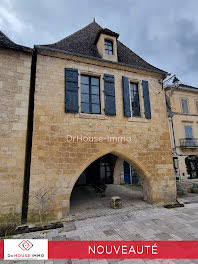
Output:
0 23 177 223
27 50 176 222
0 48 32 221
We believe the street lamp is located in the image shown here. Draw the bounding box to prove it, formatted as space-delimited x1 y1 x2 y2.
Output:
172 76 180 88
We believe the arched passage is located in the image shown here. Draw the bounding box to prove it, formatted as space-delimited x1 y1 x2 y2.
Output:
28 146 176 222
69 149 152 217
69 148 151 190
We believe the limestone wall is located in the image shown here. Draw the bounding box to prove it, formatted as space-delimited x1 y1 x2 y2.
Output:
0 49 31 221
28 52 176 221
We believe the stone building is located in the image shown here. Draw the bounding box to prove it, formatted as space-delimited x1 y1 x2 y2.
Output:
0 21 177 223
165 81 198 184
0 31 32 221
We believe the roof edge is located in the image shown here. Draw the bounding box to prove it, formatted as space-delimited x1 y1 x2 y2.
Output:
165 84 198 93
35 45 167 76
180 83 198 90
0 45 32 54
0 30 32 54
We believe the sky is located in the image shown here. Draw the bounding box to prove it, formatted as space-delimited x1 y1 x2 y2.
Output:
1 0 198 86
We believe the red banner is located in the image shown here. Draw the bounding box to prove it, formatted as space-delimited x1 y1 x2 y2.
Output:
48 241 198 259
0 241 4 259
1 240 198 259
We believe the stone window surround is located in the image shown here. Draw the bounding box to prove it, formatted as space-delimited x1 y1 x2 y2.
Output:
195 99 198 114
128 79 141 118
180 97 189 114
80 74 101 114
184 125 194 139
76 70 105 118
75 70 148 123
127 78 147 123
103 36 116 60
104 39 113 55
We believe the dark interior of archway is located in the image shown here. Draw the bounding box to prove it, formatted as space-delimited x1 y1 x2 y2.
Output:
76 154 117 186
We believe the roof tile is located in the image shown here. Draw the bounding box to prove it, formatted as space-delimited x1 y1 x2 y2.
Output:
39 21 166 75
0 30 31 53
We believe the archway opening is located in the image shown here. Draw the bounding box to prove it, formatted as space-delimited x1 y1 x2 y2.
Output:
70 153 148 218
185 155 198 179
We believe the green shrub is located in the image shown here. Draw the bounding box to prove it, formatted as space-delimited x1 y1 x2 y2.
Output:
191 183 198 194
0 222 17 238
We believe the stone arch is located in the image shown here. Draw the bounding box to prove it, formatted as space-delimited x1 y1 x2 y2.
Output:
69 147 152 205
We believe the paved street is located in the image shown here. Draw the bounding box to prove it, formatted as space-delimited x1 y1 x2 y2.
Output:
2 196 198 264
70 185 150 220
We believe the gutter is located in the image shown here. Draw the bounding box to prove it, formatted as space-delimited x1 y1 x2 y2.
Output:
21 48 37 223
0 46 32 54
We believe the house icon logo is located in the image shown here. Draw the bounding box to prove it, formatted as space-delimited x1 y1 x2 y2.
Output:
18 240 33 251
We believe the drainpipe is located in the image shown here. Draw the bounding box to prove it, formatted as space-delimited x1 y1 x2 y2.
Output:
169 113 176 152
21 48 37 224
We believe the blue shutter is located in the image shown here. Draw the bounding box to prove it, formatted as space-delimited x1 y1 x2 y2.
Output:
142 80 151 119
65 68 79 113
185 126 194 147
122 76 131 117
185 126 193 138
104 74 116 116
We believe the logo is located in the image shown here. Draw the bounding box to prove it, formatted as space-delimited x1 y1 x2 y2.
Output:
4 239 48 260
18 240 33 251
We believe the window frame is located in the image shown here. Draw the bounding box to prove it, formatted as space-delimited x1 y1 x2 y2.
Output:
104 39 113 55
80 74 101 115
129 81 141 117
184 125 195 147
181 98 189 114
196 100 198 114
184 125 193 139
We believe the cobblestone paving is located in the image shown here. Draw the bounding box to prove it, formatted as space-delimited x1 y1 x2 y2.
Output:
2 198 198 264
69 185 151 221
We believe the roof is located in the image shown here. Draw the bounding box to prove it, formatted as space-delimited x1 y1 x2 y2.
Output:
165 83 198 93
36 21 166 75
179 83 198 90
0 30 32 53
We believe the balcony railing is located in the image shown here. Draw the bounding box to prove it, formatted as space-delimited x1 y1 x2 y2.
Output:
180 138 198 148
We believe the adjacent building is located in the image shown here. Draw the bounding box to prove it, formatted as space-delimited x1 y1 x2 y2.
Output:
0 31 32 221
165 82 198 182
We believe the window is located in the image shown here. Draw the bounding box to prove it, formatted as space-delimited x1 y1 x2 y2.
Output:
185 126 193 139
196 101 198 114
184 126 194 147
80 75 100 114
181 98 189 114
105 39 113 55
130 82 141 117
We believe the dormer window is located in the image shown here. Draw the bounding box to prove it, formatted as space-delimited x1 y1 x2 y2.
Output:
95 29 118 61
105 39 113 55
